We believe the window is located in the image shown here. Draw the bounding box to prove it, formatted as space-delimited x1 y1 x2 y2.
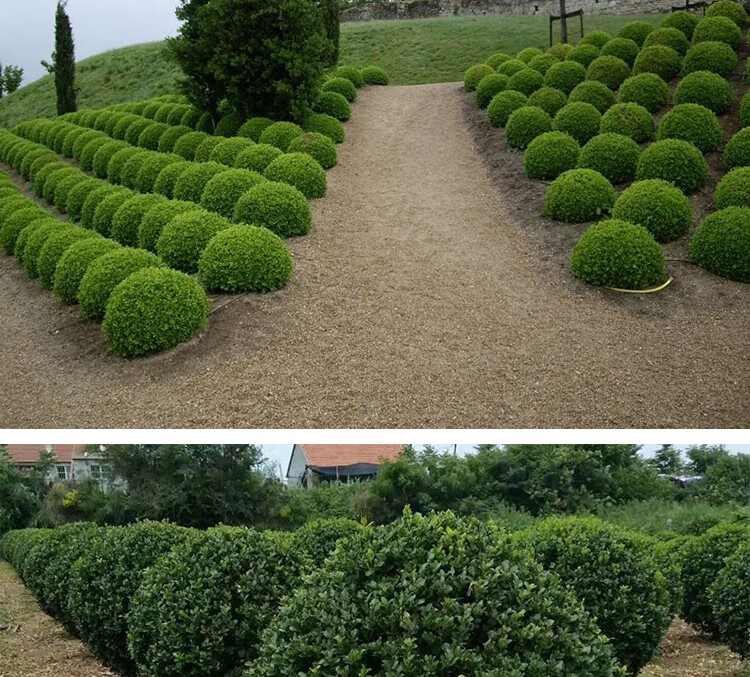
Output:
89 464 111 481
56 465 70 481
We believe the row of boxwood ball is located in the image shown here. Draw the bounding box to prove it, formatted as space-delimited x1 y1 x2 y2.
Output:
463 7 750 287
5 513 747 677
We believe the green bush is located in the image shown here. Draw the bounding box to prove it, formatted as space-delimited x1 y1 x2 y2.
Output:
586 56 630 90
507 68 544 95
577 133 640 184
485 51 512 68
527 53 560 75
155 104 182 125
706 0 748 25
128 527 304 677
291 518 365 566
618 20 654 47
72 130 105 163
93 190 136 237
636 138 708 194
54 173 88 213
238 117 274 142
32 162 67 197
518 517 671 673
92 140 128 179
53 237 121 304
136 154 186 194
360 66 389 85
173 131 209 161
15 219 57 266
714 166 750 208
142 102 162 119
497 58 528 77
322 77 357 102
38 228 100 290
633 45 682 81
680 523 749 636
233 181 312 237
543 168 616 223
567 43 600 68
264 152 327 199
22 221 63 278
28 154 61 183
246 511 622 677
332 65 365 88
120 151 152 191
689 207 750 282
167 106 193 127
42 167 78 204
200 168 267 219
157 210 231 273
527 86 568 116
0 529 52 570
19 149 52 181
234 144 284 173
600 102 655 143
110 194 167 247
194 136 225 163
259 122 305 151
158 125 193 154
287 132 337 169
523 131 580 180
107 147 143 185
643 27 690 55
653 535 692 615
81 185 126 229
709 542 750 658
304 113 345 143
173 162 228 203
682 41 739 77
693 16 742 50
569 80 615 112
153 162 194 199
552 101 601 145
613 179 692 242
544 60 587 98
79 137 110 172
662 10 700 39
199 225 294 292
214 112 245 138
582 30 613 49
618 73 671 113
487 90 528 127
124 118 153 147
475 73 509 107
210 137 256 166
517 46 544 63
79 247 165 321
505 106 553 150
658 103 723 153
723 127 750 168
547 42 574 59
0 207 48 255
600 37 639 67
312 91 352 121
138 200 198 252
137 122 169 151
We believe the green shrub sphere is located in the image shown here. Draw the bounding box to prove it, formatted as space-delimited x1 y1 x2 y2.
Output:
682 41 738 78
722 127 750 168
600 102 655 143
313 92 352 121
464 64 495 90
360 65 389 85
543 168 616 223
693 16 742 50
633 45 682 81
569 80 615 113
38 228 100 290
234 144 284 173
546 60 588 94
0 207 48 255
81 185 125 229
713 166 750 209
158 126 194 154
636 139 709 194
505 106 553 150
322 77 357 102
157 210 232 273
527 53 560 75
214 112 245 138
658 103 724 153
153 162 194 199
264 152 327 199
497 58 528 77
581 30 613 49
485 52 513 68
547 42 574 59
689 207 750 282
108 148 145 186
173 162 228 203
566 43 600 68
304 113 345 144
200 169 267 219
706 0 748 25
475 73 509 108
194 136 225 163
618 73 671 113
92 140 128 179
662 10 700 39
517 47 544 63
258 122 305 151
111 194 167 247
22 221 63 278
138 200 198 252
577 132 640 184
53 237 121 305
527 86 568 116
643 27 690 55
618 20 655 47
233 181 312 237
136 154 185 194
600 37 640 66
332 65 365 87
237 117 274 142
523 131 580 180
209 137 256 167
487 90 528 127
287 132 338 169
507 68 544 95
552 101 602 145
173 132 210 161
612 179 693 242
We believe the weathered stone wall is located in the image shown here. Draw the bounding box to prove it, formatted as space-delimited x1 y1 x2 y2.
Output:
341 0 676 22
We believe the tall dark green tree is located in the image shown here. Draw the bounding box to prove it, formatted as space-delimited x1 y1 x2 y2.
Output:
52 1 77 114
317 0 340 66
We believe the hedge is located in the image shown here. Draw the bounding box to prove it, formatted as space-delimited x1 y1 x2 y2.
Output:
287 132 337 170
545 60 588 93
0 529 52 570
586 55 631 90
312 92 352 121
53 173 89 213
714 166 750 209
497 58 528 77
200 169 267 219
264 152 327 199
577 133 640 184
332 65 365 88
709 542 750 658
706 0 748 26
157 210 232 273
722 127 750 169
107 147 144 185
360 65 390 85
290 518 366 566
93 189 138 238
234 144 284 173
238 117 275 142
0 207 49 255
643 27 690 55
92 140 128 179
600 103 655 143
523 131 580 180
662 10 700 39
22 221 63 278
527 53 560 75
527 86 568 116
486 52 513 68
322 77 357 102
111 194 168 248
210 137 257 167
37 228 100 290
173 162 229 203
258 122 305 151
613 179 692 242
636 139 708 194
689 207 750 282
214 112 245 138
153 162 194 199
569 80 615 113
600 37 639 67
81 185 126 229
547 42 574 59
658 103 724 154
567 44 601 68
137 200 198 252
233 181 312 237
693 16 742 50
517 46 544 63
158 125 193 154
53 237 121 305
475 73 509 108
682 41 738 78
552 101 602 145
194 136 225 163
487 90 528 127
173 131 210 161
137 122 169 151
674 70 733 115
618 20 655 46
633 45 682 81
543 168 616 223
121 151 153 191
618 73 671 113
304 113 345 144
15 219 57 267
507 68 544 96
581 30 613 49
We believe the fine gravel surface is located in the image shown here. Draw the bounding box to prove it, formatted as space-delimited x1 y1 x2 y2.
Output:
0 82 748 429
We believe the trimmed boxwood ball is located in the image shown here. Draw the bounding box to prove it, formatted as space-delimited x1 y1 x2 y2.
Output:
543 168 616 222
662 10 700 39
507 68 544 95
633 45 682 81
72 130 105 162
707 0 748 26
209 137 256 166
38 228 100 290
547 42 574 59
601 37 639 67
174 131 209 161
682 40 739 77
709 542 750 659
200 169 267 218
569 80 615 112
66 179 108 222
28 154 60 183
578 133 640 184
643 27 689 56
79 137 110 171
158 125 193 154
600 102 655 143
194 136 225 163
173 162 228 203
360 65 389 85
517 47 543 63
54 173 88 212
138 200 198 252
658 103 723 154
79 247 165 321
234 144 284 173
527 53 560 75
32 162 67 197
142 102 163 119
332 65 364 88
264 153 327 199
505 106 553 150
723 127 750 168
120 150 152 190
287 132 337 169
304 113 345 144
527 86 568 116
259 122 305 151
0 208 48 255
124 118 153 147
693 16 742 50
53 237 121 304
523 131 580 179
497 58 528 77
214 111 245 138
464 63 495 90
93 140 128 179
108 147 144 185
618 20 654 47
487 90 528 127
475 73 509 107
313 92 351 121
714 166 750 208
486 51 513 68
238 117 274 142
167 105 192 126
81 185 125 229
157 210 232 273
246 511 623 677
199 225 294 292
137 122 169 150
566 43 600 68
618 73 671 113
613 179 692 242
544 59 587 94
111 194 167 247
15 219 57 265
322 77 357 102
22 222 64 278
155 104 181 124
103 267 209 357
636 139 708 194
136 154 185 194
552 101 602 145
233 181 312 237
581 30 613 49
40 167 75 204
93 191 135 237
153 162 194 199
689 207 750 282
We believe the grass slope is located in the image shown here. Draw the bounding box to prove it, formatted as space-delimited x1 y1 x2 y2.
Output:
0 13 661 127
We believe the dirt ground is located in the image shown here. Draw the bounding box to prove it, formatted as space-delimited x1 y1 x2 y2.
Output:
0 82 748 428
0 562 112 677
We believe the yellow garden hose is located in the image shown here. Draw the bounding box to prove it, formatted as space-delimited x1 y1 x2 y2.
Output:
605 276 674 294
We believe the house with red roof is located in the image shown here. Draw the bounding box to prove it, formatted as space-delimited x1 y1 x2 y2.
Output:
287 444 402 487
3 444 112 486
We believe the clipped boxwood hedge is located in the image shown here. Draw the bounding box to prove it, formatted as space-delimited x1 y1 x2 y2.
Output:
517 47 543 63
543 168 616 223
287 132 337 170
545 59 587 93
714 166 750 209
527 86 568 116
600 102 655 143
475 73 509 108
567 43 601 68
107 147 144 185
547 42 574 59
158 125 193 154
93 190 135 237
527 53 560 75
613 179 692 242
153 162 194 199
507 68 544 95
693 16 742 50
722 127 750 168
706 0 748 25
22 221 63 278
662 10 700 39
210 137 256 167
643 27 690 55
290 518 365 566
81 185 125 229
689 207 750 282
0 207 48 255
92 140 128 179
569 80 615 113
600 37 639 66
487 90 528 127
15 219 57 266
234 144 284 173
312 92 352 121
618 20 654 46
38 228 100 290
264 152 327 199
304 113 345 144
233 181 312 237
682 41 738 78
658 103 724 154
53 237 121 304
586 55 631 90
497 58 528 77
110 194 167 247
157 210 232 273
173 162 228 203
200 168 267 219
137 200 198 252
173 131 210 161
360 65 390 85
238 117 275 142
523 131 580 180
486 51 513 68
552 101 602 145
194 136 225 163
618 72 671 113
709 542 750 658
332 65 365 88
636 138 708 194
633 45 682 81
120 151 153 191
581 30 613 49
577 132 640 184
53 173 89 213
322 77 357 102
674 70 733 115
258 122 305 151
137 122 170 151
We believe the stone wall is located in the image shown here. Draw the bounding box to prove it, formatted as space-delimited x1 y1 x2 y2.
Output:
341 0 677 22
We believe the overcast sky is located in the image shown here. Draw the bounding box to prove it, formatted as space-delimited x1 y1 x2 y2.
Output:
0 0 180 85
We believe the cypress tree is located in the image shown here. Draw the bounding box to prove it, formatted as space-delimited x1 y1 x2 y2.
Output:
54 1 77 114
317 0 340 66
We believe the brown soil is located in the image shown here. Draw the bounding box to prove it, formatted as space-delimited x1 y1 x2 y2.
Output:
0 83 748 428
0 562 112 677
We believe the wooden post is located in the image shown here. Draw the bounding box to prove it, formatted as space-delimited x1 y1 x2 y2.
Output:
560 0 568 43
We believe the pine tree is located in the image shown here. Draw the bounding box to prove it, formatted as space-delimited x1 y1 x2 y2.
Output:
53 1 77 114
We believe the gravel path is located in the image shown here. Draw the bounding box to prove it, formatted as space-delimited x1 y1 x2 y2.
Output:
0 82 748 428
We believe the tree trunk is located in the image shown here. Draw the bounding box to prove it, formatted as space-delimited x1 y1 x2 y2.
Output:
560 0 568 43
